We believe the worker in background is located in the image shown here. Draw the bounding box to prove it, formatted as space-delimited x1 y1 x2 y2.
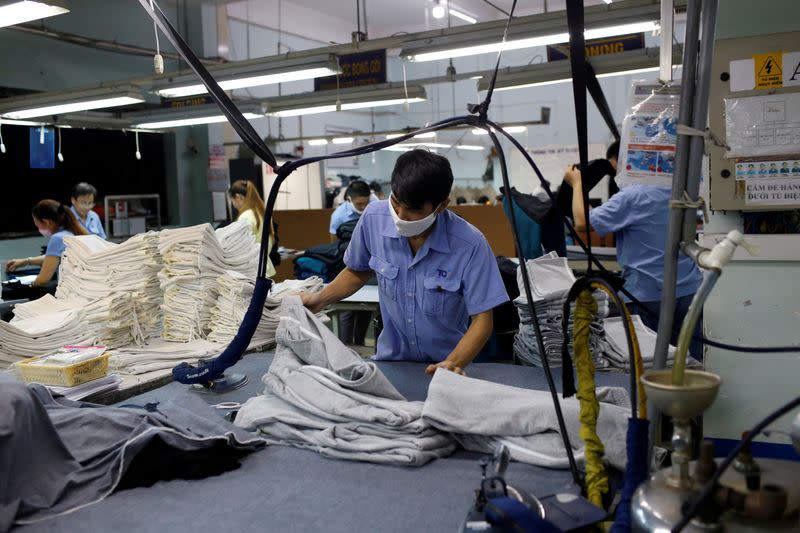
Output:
329 180 372 346
301 149 509 375
6 200 88 287
563 163 703 357
228 179 276 278
70 182 107 239
369 180 385 201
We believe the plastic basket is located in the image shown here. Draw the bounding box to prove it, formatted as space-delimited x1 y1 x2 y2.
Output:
15 353 110 387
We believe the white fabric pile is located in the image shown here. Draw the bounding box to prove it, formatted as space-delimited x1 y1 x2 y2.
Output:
235 296 457 466
56 233 163 347
109 338 225 375
158 222 258 342
513 253 608 368
206 274 324 346
602 314 697 369
0 305 95 368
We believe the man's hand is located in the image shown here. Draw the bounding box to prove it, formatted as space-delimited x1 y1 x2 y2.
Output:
299 292 326 314
6 258 26 272
563 164 582 187
425 360 465 376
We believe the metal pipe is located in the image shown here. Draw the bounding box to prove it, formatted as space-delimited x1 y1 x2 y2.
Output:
652 0 701 371
659 0 674 82
681 0 718 243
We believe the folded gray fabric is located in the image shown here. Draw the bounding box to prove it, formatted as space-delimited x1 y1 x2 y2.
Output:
421 369 630 470
235 295 455 466
0 373 264 531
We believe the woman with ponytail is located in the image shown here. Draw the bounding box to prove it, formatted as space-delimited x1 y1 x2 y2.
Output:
6 199 88 287
228 179 275 277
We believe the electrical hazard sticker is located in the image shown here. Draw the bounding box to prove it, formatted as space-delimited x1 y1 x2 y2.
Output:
754 53 783 89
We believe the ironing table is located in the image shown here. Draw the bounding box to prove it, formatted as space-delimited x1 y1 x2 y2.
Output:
17 352 630 533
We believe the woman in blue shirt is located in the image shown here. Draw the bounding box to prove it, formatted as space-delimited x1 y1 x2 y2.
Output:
70 182 106 239
6 200 88 287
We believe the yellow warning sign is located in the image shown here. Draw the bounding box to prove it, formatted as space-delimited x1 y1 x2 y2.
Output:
754 52 783 89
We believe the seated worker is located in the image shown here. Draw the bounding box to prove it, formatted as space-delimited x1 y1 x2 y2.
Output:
329 180 372 346
70 182 106 239
563 166 703 357
369 180 385 201
229 179 276 277
301 149 509 375
6 199 88 287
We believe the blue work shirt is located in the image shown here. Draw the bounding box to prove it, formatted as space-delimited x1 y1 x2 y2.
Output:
329 201 362 235
344 200 509 362
589 184 701 302
71 206 106 239
44 228 75 258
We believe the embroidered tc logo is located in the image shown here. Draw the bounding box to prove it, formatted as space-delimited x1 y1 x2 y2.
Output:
438 269 447 278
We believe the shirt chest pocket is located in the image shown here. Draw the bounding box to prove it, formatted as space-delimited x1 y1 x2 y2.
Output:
369 256 398 301
423 276 462 317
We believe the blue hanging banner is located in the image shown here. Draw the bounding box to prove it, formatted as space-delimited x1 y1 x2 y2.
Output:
30 126 55 169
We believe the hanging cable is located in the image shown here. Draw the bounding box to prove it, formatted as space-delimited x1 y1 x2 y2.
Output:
56 126 64 162
135 130 142 160
0 124 5 154
401 62 410 112
150 0 164 73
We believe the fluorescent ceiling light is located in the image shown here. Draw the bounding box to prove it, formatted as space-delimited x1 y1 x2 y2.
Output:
332 137 354 144
494 66 661 91
135 112 261 129
157 67 337 98
449 8 476 24
0 1 69 29
0 118 47 126
0 85 145 120
266 85 427 118
307 138 329 146
407 21 658 62
431 2 445 19
472 126 526 135
386 131 436 139
456 145 485 150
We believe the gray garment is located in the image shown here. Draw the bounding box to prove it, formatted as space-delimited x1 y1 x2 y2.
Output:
421 369 631 470
235 296 456 466
0 374 264 531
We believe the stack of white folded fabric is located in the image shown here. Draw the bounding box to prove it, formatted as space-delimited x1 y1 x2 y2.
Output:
56 233 163 347
0 307 95 368
602 314 696 369
158 222 258 342
513 253 609 368
206 273 324 345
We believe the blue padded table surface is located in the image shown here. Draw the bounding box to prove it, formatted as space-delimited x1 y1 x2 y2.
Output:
18 352 630 533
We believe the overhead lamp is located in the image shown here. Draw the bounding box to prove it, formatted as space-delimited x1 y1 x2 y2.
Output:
130 103 263 129
153 54 340 98
307 139 329 146
0 84 145 120
472 126 526 135
266 85 426 118
331 137 354 144
449 8 476 24
386 131 436 139
476 48 677 92
431 1 445 19
0 118 47 126
456 145 485 151
0 0 69 29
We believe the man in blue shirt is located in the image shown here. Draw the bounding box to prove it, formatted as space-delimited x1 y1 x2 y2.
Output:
329 180 371 242
70 182 107 239
302 150 509 375
564 167 703 356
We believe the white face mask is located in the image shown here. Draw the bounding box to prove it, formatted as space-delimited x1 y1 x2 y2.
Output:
349 201 364 215
389 195 441 238
39 228 52 237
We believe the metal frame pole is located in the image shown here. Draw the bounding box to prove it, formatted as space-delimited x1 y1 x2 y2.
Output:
659 0 674 83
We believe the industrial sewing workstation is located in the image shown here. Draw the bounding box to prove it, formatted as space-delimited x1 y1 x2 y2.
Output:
0 0 798 531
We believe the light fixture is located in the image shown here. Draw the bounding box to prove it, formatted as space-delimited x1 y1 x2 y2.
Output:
153 54 340 98
449 8 476 24
266 85 426 118
135 113 261 129
472 126 526 135
56 126 63 162
0 118 47 126
402 1 662 63
308 139 329 146
0 0 69 29
431 0 445 19
456 145 485 150
332 137 354 144
0 84 145 120
476 48 677 92
386 131 436 139
130 103 264 129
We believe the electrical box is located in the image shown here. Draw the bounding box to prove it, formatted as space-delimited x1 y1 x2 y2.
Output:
709 31 800 211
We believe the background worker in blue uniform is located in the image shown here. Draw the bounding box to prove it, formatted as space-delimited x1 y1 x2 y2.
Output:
563 165 703 357
329 180 373 346
70 182 106 239
302 149 509 375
